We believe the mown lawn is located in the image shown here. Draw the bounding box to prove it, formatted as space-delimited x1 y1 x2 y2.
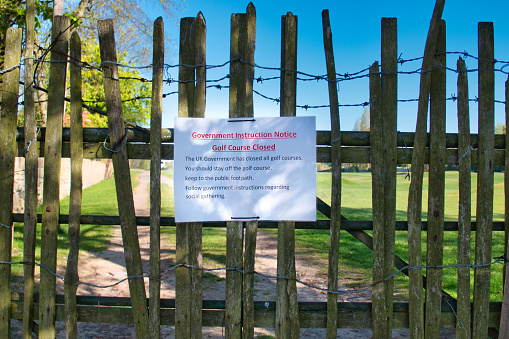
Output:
11 168 506 301
11 171 142 286
310 170 506 301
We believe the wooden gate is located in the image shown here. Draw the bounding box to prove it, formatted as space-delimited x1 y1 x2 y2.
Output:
1 1 508 338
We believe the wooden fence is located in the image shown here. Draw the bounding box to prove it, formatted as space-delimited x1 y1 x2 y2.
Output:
1 1 509 338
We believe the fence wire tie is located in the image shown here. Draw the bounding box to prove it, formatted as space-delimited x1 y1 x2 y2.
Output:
102 129 129 154
398 131 410 162
26 126 41 153
443 295 464 329
0 222 12 229
0 62 22 75
456 145 474 165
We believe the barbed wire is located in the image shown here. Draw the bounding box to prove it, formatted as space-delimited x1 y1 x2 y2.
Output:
3 49 508 116
7 50 509 85
1 255 506 296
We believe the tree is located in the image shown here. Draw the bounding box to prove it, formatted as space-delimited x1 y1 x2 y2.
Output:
350 107 371 172
69 0 183 65
63 38 152 127
0 0 52 68
495 122 506 134
354 107 370 131
5 0 183 126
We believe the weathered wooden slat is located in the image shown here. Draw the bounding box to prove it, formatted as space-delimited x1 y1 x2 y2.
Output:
175 16 194 339
370 61 387 338
39 16 69 339
242 4 258 339
425 20 446 336
98 19 149 339
176 15 205 339
64 31 83 339
500 75 509 339
456 57 472 339
473 22 495 339
149 16 164 339
381 18 398 337
189 12 206 339
22 1 38 337
225 12 245 339
406 2 445 337
321 10 341 339
0 27 22 339
276 12 300 339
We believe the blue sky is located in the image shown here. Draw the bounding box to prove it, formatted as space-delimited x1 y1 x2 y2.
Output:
146 0 509 132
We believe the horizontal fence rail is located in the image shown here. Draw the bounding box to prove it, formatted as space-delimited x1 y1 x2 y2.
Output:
14 128 509 165
10 213 508 231
8 295 504 329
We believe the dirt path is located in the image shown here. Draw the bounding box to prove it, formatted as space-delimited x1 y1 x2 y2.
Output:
12 171 454 338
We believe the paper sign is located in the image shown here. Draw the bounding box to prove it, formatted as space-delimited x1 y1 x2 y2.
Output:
174 116 316 222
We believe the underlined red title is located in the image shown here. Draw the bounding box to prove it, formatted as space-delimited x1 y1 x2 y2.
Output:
212 144 276 152
191 131 297 140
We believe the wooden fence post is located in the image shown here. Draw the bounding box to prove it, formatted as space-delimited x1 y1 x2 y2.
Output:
224 5 257 337
406 2 444 337
0 27 22 339
321 10 341 338
39 15 69 339
500 75 509 338
425 20 446 337
97 19 149 339
473 21 495 339
242 4 257 339
276 12 300 339
176 13 205 339
381 17 398 336
175 17 194 339
456 57 471 339
369 61 387 337
64 31 83 339
149 16 164 339
22 0 38 337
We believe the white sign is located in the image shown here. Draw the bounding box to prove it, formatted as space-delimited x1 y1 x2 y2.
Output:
174 116 316 222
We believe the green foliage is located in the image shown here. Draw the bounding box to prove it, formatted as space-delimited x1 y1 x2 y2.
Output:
72 39 152 127
0 0 52 66
495 122 506 134
353 107 370 131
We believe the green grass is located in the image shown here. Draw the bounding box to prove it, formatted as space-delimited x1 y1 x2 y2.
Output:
11 168 506 302
309 170 506 301
318 171 505 221
11 171 142 285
